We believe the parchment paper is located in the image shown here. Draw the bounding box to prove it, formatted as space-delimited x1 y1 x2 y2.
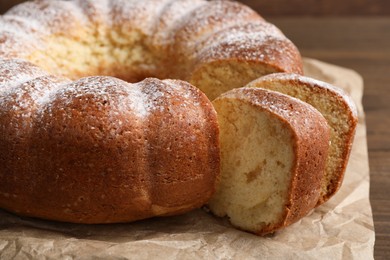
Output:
0 58 374 260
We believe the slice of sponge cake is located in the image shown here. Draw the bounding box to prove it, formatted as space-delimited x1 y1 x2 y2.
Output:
208 87 330 235
246 73 358 205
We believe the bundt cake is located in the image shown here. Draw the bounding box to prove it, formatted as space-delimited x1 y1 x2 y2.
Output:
245 73 358 205
208 87 330 235
0 0 303 99
0 0 305 224
0 58 220 223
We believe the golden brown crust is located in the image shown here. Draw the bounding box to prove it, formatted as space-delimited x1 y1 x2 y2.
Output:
0 73 220 223
0 0 303 224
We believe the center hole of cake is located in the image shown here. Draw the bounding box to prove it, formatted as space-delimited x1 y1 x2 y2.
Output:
26 34 166 83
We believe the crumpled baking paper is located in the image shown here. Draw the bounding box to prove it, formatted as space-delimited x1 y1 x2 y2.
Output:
0 58 374 260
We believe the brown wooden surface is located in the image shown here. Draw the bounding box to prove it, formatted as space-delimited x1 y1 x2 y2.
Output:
0 0 24 14
2 0 390 16
240 0 390 16
1 1 389 259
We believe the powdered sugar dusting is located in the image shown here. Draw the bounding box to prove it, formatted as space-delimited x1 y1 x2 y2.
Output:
109 0 173 36
1 0 91 58
151 0 205 45
174 0 262 45
0 75 68 135
0 16 44 36
0 59 48 94
0 30 42 58
196 21 286 61
162 79 202 108
0 0 301 129
42 76 160 119
74 0 109 25
6 0 89 35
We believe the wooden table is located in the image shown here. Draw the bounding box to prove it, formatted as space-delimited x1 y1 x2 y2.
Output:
268 17 390 259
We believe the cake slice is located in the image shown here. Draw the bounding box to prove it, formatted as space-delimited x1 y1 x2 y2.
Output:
246 73 358 205
208 87 330 235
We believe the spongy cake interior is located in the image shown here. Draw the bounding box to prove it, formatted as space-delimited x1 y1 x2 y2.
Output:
27 28 159 83
26 30 278 100
24 22 286 102
208 98 294 232
247 79 354 203
190 61 278 100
